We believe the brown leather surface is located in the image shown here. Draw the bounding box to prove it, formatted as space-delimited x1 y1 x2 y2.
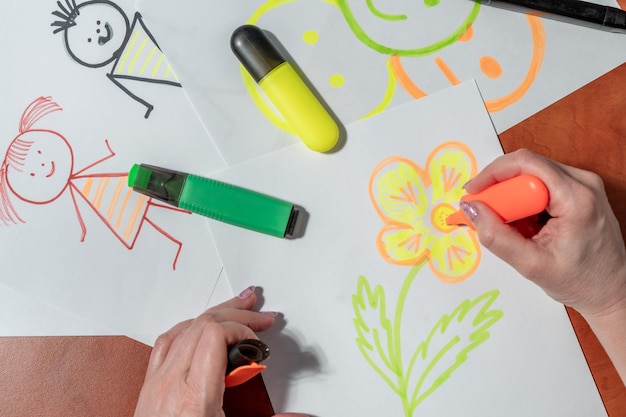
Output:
0 336 149 417
0 336 274 417
499 62 626 417
1 63 626 417
499 63 626 241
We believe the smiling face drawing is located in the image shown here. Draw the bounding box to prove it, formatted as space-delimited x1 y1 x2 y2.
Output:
338 0 481 56
391 13 545 113
6 130 74 204
63 0 130 68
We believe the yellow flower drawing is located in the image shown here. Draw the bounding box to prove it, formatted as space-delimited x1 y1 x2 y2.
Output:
369 141 480 283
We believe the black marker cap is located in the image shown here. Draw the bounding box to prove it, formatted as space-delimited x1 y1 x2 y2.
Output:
226 339 270 373
230 24 286 83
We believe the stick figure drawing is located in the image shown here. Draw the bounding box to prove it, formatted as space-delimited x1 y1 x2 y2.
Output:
0 96 188 269
51 0 182 118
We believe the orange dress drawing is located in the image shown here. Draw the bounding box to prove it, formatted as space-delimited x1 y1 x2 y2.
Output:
1 96 187 269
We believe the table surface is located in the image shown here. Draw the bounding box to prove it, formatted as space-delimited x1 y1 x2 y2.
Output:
1 61 625 417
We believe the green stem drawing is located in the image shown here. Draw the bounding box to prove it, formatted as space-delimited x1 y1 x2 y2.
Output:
353 260 504 417
393 259 421 416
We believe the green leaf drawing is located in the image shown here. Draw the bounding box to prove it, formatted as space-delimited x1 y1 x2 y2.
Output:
353 274 400 394
353 265 503 417
406 289 503 412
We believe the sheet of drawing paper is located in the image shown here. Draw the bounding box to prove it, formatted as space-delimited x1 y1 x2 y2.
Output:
0 0 227 344
208 82 606 417
137 0 626 165
0 283 113 336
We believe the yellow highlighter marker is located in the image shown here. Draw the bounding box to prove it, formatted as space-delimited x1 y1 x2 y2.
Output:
231 24 339 153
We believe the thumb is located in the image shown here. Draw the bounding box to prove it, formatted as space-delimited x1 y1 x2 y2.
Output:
462 201 540 272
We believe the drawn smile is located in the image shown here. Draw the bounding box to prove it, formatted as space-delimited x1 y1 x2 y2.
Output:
367 0 407 21
98 23 113 45
46 161 56 178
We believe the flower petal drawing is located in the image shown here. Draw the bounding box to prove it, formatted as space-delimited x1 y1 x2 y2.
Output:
427 142 475 203
370 156 429 225
369 142 481 283
377 221 431 265
428 228 480 283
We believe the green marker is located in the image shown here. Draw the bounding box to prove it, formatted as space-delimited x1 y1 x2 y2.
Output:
128 164 301 238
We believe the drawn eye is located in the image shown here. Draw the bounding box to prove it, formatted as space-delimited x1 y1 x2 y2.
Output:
480 56 503 79
97 20 101 25
88 38 92 43
37 150 42 154
30 173 35 177
97 29 101 34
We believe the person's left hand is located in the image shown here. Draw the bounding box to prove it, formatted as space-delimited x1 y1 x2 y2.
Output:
133 286 307 417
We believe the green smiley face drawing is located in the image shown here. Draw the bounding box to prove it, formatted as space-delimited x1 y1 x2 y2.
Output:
338 0 481 56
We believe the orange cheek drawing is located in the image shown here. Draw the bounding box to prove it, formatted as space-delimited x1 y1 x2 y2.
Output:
390 14 545 113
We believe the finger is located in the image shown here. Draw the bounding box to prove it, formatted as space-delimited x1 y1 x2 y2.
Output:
146 318 194 378
466 149 565 194
187 321 258 393
464 149 539 191
467 201 549 278
198 307 277 332
158 313 220 374
161 308 268 375
208 286 259 312
463 150 594 222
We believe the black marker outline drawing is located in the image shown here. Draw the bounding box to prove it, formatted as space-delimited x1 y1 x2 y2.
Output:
51 0 182 118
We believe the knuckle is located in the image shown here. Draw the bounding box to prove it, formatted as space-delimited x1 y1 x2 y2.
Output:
477 228 496 249
511 148 536 165
198 310 220 323
573 184 599 218
202 321 225 336
153 332 175 350
585 171 605 191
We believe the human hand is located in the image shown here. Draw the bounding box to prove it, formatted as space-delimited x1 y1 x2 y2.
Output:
133 286 309 417
461 149 626 317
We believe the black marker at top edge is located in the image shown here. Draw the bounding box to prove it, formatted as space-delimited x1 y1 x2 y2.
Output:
479 0 626 33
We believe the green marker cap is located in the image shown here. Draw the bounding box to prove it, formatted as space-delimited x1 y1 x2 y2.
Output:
128 163 301 238
128 164 187 206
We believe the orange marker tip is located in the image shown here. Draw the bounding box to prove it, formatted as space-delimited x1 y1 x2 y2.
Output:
446 210 469 227
224 363 267 388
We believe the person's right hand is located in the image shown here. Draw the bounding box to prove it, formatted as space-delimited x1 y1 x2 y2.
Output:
463 148 626 385
461 148 626 318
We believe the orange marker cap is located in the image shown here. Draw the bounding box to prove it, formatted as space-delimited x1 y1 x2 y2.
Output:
224 363 267 388
224 338 270 387
446 174 549 228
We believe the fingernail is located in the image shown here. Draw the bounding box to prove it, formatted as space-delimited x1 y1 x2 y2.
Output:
261 311 279 317
460 201 479 222
238 285 256 299
462 179 472 190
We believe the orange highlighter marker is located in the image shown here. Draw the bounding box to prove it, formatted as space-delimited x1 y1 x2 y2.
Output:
446 174 549 228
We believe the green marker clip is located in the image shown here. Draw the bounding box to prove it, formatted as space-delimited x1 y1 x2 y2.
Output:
128 164 301 238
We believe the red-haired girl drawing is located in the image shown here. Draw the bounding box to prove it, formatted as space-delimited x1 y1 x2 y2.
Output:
0 96 187 269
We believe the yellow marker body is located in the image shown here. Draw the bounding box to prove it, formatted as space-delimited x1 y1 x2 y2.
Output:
259 62 339 152
231 24 339 153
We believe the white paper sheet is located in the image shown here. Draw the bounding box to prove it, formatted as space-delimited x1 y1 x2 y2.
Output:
0 0 227 344
138 0 626 165
208 82 606 417
0 283 113 336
